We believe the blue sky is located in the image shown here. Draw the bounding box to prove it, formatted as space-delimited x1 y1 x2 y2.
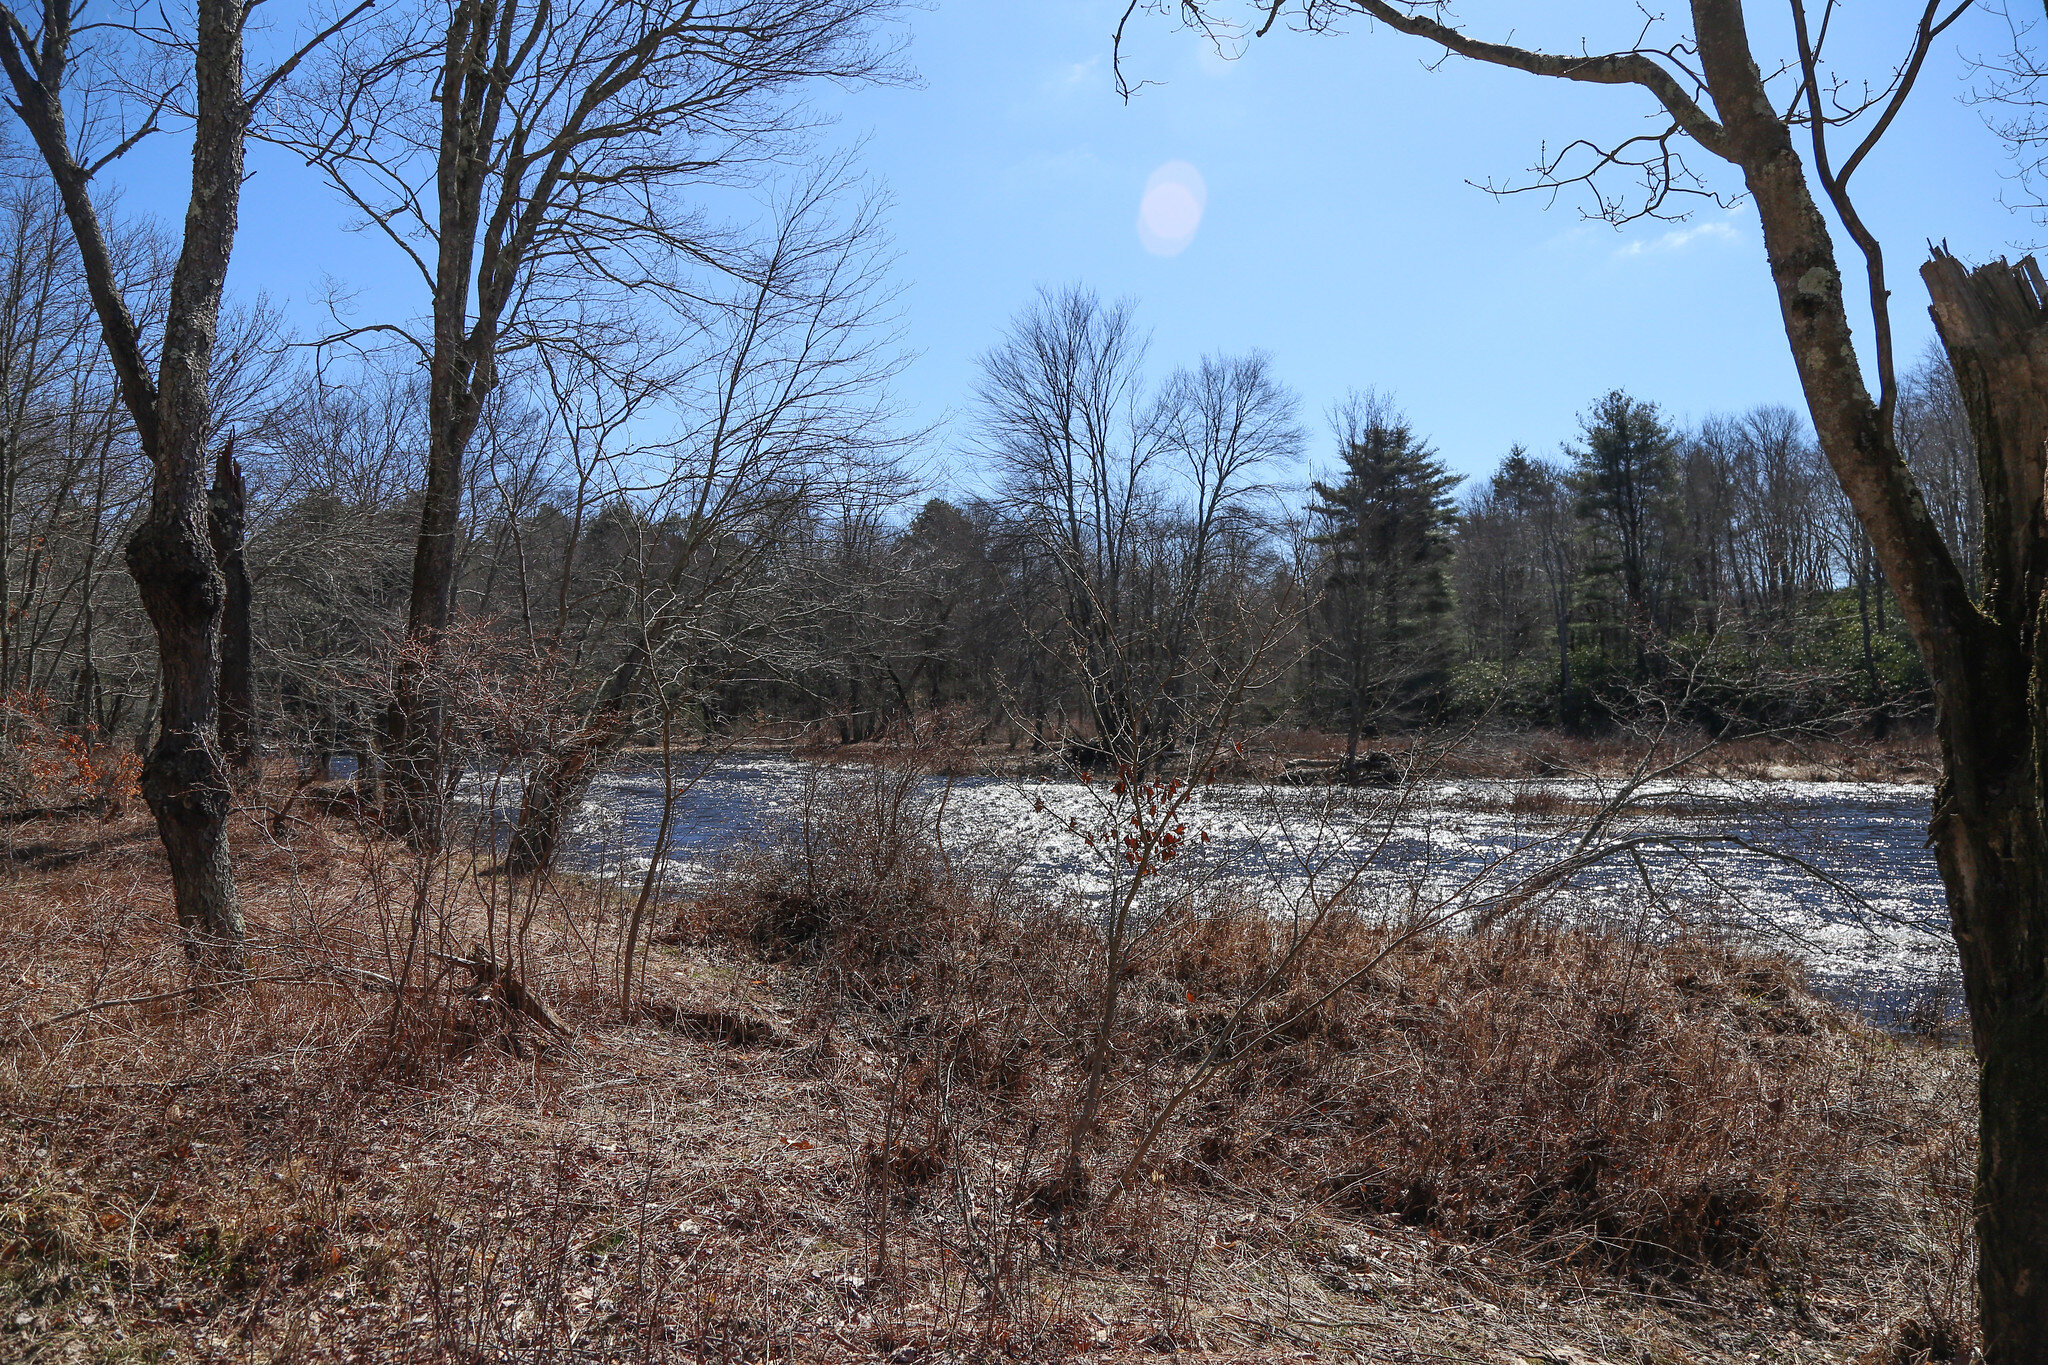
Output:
116 1 2037 489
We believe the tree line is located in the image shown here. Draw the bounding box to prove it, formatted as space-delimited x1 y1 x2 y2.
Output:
0 203 1966 803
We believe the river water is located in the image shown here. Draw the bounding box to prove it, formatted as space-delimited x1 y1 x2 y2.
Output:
556 756 1954 1021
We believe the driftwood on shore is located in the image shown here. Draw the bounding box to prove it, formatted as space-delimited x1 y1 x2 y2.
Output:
1275 752 1403 787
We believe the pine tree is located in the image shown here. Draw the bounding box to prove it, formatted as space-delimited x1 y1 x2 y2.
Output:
1568 390 1679 673
1308 395 1460 764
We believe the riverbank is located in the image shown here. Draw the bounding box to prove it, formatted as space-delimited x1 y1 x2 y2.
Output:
0 783 1976 1362
571 755 1953 1022
622 728 1943 788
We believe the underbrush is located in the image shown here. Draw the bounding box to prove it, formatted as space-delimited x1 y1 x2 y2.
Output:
0 689 140 818
679 761 1974 1343
0 757 1977 1362
690 778 1963 1276
700 760 975 976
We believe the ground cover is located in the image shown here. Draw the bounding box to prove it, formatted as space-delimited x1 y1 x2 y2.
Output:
0 768 1975 1363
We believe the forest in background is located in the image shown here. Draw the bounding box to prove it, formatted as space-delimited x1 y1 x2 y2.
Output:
0 160 1971 790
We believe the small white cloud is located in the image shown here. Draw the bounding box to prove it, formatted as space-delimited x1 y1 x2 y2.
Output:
1050 56 1101 92
1616 219 1744 258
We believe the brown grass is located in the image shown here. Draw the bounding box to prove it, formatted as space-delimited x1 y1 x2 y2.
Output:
1432 729 1941 785
0 762 1975 1363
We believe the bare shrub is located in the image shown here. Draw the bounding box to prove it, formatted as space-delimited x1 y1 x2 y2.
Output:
695 756 968 984
0 689 139 816
1188 929 1848 1267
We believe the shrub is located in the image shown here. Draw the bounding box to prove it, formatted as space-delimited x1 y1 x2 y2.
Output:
1135 920 1953 1274
0 689 140 816
689 760 1968 1287
697 757 973 984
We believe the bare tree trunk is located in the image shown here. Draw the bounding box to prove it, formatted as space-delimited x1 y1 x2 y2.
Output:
123 0 248 967
378 418 465 843
1554 599 1571 714
1933 771 2048 1353
505 647 644 878
1343 683 1362 771
0 0 366 967
208 437 256 775
70 431 111 734
0 0 284 970
618 697 679 1014
374 0 501 846
0 424 12 695
1917 251 2048 1355
127 512 240 966
129 0 261 968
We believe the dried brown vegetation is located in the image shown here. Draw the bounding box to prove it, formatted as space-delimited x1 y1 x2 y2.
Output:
1437 730 1941 786
779 726 1941 790
0 762 1974 1362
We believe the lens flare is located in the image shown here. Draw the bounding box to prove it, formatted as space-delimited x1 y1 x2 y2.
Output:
1137 161 1206 257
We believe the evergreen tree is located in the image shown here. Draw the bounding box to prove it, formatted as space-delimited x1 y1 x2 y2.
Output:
1456 446 1574 714
1568 390 1680 672
1307 394 1460 762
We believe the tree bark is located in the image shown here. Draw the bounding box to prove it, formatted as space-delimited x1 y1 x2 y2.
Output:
1934 777 2048 1353
504 647 644 878
208 437 256 775
1915 250 2048 1356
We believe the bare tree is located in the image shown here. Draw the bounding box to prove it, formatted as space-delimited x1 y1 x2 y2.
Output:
1695 406 1835 619
0 0 366 969
277 0 904 841
1896 340 1980 594
980 286 1160 761
980 286 1301 769
246 366 423 770
0 180 96 694
502 171 911 876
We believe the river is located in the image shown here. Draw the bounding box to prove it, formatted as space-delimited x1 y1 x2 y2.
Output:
549 756 1954 1022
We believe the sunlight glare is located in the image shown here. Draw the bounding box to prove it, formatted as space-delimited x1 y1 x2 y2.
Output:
1137 161 1207 257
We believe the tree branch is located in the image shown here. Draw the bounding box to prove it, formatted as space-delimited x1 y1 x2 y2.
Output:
1341 0 1731 158
245 0 377 112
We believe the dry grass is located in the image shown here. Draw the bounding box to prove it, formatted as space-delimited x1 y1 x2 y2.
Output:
0 762 1975 1363
1431 730 1941 785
